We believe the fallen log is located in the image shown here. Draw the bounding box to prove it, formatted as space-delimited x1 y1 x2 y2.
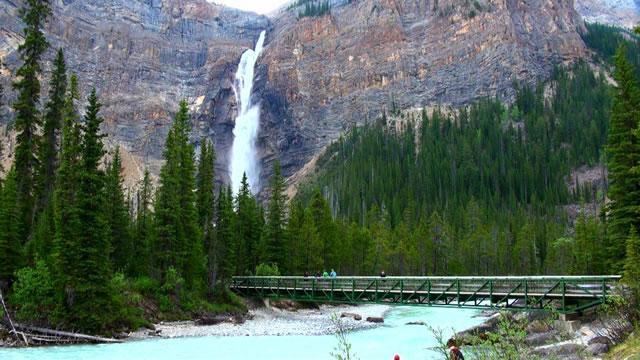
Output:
13 324 122 344
0 289 28 346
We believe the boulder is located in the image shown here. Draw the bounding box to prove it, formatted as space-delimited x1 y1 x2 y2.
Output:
525 331 559 346
532 342 586 357
195 315 232 326
586 343 609 355
340 312 362 321
366 317 384 324
588 335 613 346
526 320 553 334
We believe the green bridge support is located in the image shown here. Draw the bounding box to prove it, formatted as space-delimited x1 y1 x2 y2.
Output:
230 276 622 314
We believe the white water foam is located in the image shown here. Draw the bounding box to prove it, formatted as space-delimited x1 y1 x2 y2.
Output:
230 30 267 195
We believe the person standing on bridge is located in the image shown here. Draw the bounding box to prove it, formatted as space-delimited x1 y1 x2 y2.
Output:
322 270 329 278
330 269 337 278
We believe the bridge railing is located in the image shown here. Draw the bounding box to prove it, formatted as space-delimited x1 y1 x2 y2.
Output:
231 275 621 313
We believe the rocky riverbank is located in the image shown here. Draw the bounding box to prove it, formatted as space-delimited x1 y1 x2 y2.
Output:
129 303 391 339
455 310 634 359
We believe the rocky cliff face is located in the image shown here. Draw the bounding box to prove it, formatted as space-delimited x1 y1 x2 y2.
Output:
575 0 640 27
0 0 588 190
257 0 588 185
0 0 268 184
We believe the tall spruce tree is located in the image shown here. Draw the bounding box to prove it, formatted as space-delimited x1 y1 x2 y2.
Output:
36 48 67 212
154 100 202 287
131 170 154 277
196 139 215 291
104 147 131 272
263 161 288 268
624 227 640 294
606 45 640 272
0 169 22 289
215 186 235 281
62 89 114 332
235 173 261 274
53 74 82 322
13 0 50 243
31 49 68 260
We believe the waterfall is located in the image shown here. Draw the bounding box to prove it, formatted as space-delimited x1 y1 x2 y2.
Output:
229 30 267 195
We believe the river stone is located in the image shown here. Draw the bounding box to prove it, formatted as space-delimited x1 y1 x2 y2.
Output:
340 312 362 321
366 316 384 323
532 343 586 357
588 335 613 346
586 342 609 355
525 331 559 346
527 320 553 334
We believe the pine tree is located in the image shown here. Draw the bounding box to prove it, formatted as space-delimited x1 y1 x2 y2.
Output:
131 170 154 277
31 49 68 261
36 48 67 212
235 173 261 274
263 161 288 268
0 169 22 289
623 227 640 293
65 89 114 332
215 186 235 281
12 0 51 243
104 147 131 273
154 100 202 287
53 74 82 322
196 139 215 290
310 190 336 269
606 45 640 272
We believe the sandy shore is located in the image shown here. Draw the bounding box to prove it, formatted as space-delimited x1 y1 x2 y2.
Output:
130 304 391 339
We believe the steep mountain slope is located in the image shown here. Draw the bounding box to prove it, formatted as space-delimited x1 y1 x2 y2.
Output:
258 0 588 183
0 0 588 188
575 0 640 27
0 0 268 181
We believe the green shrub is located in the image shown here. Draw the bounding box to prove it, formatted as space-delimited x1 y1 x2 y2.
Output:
255 263 280 277
11 261 56 323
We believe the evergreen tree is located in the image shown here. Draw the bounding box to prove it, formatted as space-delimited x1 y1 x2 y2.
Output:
154 100 202 288
104 147 131 272
263 161 288 268
131 170 154 277
64 89 114 332
310 190 337 269
235 173 261 274
0 169 22 289
12 0 51 243
31 50 68 261
36 48 67 212
623 227 640 293
606 45 640 272
53 74 82 322
215 186 235 281
196 139 215 290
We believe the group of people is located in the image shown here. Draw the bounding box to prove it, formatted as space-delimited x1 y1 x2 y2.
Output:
304 269 338 278
302 270 390 278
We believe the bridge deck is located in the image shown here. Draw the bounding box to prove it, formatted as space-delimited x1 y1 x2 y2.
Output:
230 276 621 313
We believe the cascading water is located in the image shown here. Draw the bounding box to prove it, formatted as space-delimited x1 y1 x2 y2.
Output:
229 30 267 195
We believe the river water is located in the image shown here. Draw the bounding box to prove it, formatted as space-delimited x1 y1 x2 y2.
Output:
0 306 484 360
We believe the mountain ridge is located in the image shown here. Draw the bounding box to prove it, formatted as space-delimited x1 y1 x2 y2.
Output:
0 0 609 190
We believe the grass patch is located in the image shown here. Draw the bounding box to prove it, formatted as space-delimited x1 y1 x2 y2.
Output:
607 331 640 360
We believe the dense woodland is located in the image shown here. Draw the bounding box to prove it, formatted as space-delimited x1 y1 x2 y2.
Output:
0 1 639 335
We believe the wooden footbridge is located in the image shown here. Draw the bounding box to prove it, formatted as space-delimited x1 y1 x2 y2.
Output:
231 276 622 314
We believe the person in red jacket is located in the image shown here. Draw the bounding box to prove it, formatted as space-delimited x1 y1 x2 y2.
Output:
393 355 400 360
447 339 465 360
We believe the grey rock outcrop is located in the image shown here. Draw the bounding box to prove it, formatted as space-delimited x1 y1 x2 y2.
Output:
0 0 590 189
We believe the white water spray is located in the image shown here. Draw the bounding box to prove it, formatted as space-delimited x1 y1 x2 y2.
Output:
230 30 266 195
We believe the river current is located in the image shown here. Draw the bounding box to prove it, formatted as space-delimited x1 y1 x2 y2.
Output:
0 306 484 360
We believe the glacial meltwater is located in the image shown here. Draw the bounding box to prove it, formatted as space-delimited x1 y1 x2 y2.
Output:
0 306 484 360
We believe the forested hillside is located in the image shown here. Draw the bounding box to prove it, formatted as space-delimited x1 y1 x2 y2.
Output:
1 0 640 337
295 62 611 276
